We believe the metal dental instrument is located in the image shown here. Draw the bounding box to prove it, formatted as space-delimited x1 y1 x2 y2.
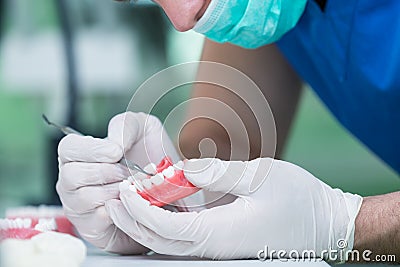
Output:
42 114 155 176
42 114 83 136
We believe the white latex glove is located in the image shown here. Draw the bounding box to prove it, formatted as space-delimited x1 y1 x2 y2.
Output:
56 112 181 254
106 157 363 261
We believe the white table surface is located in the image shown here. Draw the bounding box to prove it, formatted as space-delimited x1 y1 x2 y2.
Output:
83 250 330 267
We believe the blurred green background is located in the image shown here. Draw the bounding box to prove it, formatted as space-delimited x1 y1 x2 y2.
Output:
0 0 398 216
284 88 399 196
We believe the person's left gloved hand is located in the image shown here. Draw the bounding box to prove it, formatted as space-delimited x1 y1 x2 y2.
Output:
56 112 201 254
56 112 179 254
105 157 362 261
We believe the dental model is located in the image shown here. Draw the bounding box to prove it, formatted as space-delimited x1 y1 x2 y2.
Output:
0 217 86 267
0 218 58 241
127 157 200 206
0 218 41 240
6 205 75 236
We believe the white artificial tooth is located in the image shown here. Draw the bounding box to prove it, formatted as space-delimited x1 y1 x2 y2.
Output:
2 220 10 229
49 218 57 231
150 173 164 186
35 218 57 232
127 176 135 183
134 181 144 192
173 161 184 170
141 179 153 190
134 184 142 192
128 184 137 192
162 166 175 178
15 218 23 229
4 219 12 229
1 219 9 229
119 180 131 191
34 223 44 232
2 219 9 229
143 163 157 174
133 172 147 181
0 219 7 229
23 218 32 228
7 220 13 229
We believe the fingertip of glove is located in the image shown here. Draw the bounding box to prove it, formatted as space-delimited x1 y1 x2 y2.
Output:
58 134 123 163
57 134 80 154
91 139 123 162
118 181 141 200
108 112 140 150
183 158 221 186
119 180 131 192
117 181 151 213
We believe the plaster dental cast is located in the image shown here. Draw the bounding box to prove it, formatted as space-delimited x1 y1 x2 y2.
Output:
56 0 400 262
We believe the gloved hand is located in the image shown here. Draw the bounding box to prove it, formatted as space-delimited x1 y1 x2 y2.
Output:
106 157 363 261
56 112 180 254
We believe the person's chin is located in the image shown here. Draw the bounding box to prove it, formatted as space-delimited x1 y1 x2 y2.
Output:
172 1 209 32
172 19 197 32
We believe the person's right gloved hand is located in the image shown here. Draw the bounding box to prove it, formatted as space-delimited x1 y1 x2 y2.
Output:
107 157 363 262
56 112 181 254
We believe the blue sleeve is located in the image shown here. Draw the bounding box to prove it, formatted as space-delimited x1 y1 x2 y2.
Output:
277 0 400 174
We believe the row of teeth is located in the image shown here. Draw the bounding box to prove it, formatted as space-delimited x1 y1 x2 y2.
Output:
0 218 32 230
6 206 65 218
0 218 57 232
34 218 58 232
127 161 184 191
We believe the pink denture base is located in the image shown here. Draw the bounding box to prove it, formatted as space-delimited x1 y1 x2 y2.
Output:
136 157 200 207
0 228 41 240
7 217 75 237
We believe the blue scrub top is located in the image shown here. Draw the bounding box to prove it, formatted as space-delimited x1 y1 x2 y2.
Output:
278 0 400 174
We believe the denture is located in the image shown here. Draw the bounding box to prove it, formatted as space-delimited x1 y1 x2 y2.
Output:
5 206 75 237
1 208 86 267
0 218 56 241
127 157 200 206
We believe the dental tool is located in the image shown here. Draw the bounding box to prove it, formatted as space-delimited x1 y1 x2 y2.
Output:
42 114 155 176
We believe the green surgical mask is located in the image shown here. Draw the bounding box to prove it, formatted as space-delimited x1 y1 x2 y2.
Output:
193 0 307 49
